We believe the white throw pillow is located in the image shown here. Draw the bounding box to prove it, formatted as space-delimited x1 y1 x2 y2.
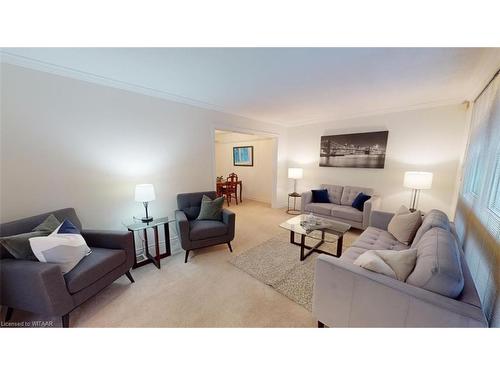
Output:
354 248 418 281
29 219 91 273
387 205 422 245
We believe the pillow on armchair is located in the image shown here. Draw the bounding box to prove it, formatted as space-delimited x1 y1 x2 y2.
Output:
196 195 225 221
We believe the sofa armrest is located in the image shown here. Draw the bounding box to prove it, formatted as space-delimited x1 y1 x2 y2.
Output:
175 210 191 250
312 255 487 327
362 198 374 229
81 230 134 268
369 210 394 230
222 208 236 240
81 230 133 250
301 191 313 212
0 259 73 316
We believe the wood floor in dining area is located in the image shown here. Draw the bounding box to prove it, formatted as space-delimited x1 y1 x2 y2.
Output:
4 199 360 327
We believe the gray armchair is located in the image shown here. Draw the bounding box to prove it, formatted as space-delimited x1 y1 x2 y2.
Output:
0 208 135 327
176 191 235 263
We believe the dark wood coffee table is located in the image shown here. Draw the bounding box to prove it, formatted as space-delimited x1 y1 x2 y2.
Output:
280 214 351 261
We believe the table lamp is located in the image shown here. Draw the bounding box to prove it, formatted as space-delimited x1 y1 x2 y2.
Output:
403 171 433 212
288 167 303 195
135 184 155 222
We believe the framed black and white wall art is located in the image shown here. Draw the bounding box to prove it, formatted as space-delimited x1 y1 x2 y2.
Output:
319 131 389 168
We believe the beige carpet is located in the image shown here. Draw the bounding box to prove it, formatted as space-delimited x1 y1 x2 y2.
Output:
229 232 356 311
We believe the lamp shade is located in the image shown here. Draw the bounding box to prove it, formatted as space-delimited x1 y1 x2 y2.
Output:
403 172 433 190
135 184 156 202
288 168 303 179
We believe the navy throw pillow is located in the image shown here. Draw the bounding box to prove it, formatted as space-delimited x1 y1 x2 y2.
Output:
352 193 371 211
311 189 330 203
56 219 80 234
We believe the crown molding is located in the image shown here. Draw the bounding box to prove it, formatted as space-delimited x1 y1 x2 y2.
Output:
0 51 287 128
465 49 500 101
285 98 466 128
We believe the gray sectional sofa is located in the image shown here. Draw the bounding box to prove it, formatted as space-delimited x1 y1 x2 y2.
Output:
312 209 488 327
301 184 377 229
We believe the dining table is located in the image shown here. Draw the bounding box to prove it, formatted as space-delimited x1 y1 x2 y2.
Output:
216 180 243 203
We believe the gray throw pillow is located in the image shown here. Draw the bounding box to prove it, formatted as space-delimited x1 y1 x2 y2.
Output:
196 195 224 221
32 214 61 233
0 214 61 260
0 231 48 260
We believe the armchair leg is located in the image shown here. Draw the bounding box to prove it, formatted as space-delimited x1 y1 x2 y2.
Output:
227 242 233 253
5 307 13 322
125 270 135 283
62 313 70 328
184 250 190 263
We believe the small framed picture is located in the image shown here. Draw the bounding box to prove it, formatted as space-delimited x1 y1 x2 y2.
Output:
233 146 254 167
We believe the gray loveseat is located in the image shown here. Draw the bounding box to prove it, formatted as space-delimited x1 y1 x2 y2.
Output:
0 208 135 327
175 191 235 263
301 184 377 229
312 209 488 327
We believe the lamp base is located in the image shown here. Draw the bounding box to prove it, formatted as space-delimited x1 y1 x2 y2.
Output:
141 216 153 223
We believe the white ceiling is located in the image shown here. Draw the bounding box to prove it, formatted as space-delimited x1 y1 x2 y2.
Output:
2 48 499 127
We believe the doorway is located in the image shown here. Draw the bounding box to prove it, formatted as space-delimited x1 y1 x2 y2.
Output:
213 129 278 207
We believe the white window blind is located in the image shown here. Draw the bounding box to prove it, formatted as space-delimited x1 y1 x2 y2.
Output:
460 71 500 240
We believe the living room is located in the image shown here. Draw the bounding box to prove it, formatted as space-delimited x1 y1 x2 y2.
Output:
1 1 499 374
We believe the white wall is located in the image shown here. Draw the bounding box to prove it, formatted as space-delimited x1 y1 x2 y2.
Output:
215 135 276 204
287 104 468 217
0 63 288 250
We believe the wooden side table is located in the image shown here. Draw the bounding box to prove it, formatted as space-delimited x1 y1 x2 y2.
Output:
126 217 171 269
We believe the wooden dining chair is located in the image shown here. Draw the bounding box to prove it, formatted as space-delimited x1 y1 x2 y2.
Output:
223 173 238 206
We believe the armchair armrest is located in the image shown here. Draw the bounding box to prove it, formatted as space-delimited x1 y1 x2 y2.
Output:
369 210 394 230
0 259 73 316
313 255 487 327
222 208 236 240
301 191 313 212
175 210 191 250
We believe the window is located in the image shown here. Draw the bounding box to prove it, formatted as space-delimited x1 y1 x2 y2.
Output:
460 71 500 240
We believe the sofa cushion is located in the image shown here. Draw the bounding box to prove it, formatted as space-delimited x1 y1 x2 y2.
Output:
32 214 61 233
189 220 228 241
352 226 410 251
320 184 343 205
197 195 224 221
354 248 417 281
30 229 91 274
351 192 371 211
387 205 422 245
341 246 370 263
0 231 47 260
412 209 450 246
304 203 335 216
64 247 126 294
341 186 374 206
406 227 464 298
331 205 363 222
311 189 330 203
